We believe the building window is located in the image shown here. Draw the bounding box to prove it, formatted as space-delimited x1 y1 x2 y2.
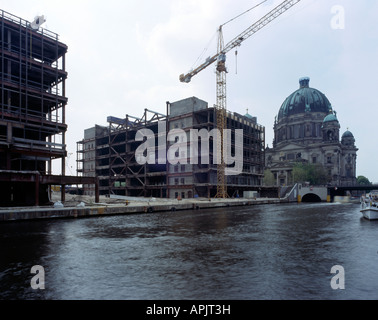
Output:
181 192 185 199
181 164 185 172
327 156 332 164
174 178 178 185
174 165 179 173
181 178 185 185
312 157 317 164
294 125 300 139
175 192 179 198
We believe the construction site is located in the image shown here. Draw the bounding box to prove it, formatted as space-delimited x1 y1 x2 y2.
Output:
76 0 302 202
77 97 266 199
0 1 302 214
0 9 97 207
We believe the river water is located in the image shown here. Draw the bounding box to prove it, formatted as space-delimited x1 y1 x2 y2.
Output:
1 202 378 300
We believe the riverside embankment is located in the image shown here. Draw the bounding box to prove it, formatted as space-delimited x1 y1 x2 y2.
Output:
0 194 291 222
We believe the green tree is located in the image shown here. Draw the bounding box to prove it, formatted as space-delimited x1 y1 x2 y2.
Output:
292 163 307 184
356 175 372 186
263 169 275 186
292 163 329 185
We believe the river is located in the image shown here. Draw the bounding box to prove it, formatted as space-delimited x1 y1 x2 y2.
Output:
1 202 377 300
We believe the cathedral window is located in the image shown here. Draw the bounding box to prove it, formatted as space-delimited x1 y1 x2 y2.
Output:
294 125 300 138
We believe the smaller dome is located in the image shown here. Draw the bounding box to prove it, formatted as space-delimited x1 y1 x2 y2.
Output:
323 113 338 123
342 130 354 138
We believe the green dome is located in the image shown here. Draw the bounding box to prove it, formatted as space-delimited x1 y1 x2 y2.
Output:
278 77 332 121
342 130 354 138
323 113 338 123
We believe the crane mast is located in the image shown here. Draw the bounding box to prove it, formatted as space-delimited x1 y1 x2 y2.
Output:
215 26 228 198
179 0 301 198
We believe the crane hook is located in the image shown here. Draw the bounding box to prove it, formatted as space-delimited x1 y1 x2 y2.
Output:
235 50 238 75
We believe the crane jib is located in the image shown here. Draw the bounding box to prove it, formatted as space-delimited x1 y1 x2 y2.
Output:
179 0 301 83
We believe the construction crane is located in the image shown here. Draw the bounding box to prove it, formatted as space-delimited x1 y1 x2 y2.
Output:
180 0 301 198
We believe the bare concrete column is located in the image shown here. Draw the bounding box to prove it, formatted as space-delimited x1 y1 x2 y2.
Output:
95 178 99 203
6 122 12 142
35 172 40 206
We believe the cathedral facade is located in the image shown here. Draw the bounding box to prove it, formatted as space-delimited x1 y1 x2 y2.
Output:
265 77 358 186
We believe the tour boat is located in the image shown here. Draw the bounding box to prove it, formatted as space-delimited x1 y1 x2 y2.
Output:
360 191 378 220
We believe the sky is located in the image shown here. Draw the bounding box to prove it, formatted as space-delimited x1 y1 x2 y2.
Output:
2 0 378 182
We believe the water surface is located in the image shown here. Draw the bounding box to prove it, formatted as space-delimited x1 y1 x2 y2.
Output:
1 202 377 300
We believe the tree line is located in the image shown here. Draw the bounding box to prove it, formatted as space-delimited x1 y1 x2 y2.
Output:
264 163 372 186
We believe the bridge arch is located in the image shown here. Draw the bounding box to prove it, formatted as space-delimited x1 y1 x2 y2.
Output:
301 193 322 202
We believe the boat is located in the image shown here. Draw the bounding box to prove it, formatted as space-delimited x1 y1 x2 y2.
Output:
360 191 378 220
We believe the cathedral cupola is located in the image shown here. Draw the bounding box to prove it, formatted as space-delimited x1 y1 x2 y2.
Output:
322 110 340 142
341 129 355 147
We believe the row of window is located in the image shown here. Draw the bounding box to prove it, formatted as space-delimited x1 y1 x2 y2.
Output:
276 123 322 141
174 178 185 185
174 191 194 199
278 153 336 164
173 164 186 173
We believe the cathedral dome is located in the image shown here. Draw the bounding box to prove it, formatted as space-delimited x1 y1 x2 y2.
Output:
342 130 354 138
323 113 338 123
341 130 355 147
277 77 332 121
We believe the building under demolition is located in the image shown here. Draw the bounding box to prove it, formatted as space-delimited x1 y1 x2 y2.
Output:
0 10 97 206
77 97 265 198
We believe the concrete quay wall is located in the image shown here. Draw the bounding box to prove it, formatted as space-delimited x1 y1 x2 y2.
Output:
0 198 289 222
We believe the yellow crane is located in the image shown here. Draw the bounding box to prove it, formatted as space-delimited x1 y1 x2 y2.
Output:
180 0 301 198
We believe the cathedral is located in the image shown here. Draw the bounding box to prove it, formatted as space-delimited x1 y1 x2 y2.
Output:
265 77 358 186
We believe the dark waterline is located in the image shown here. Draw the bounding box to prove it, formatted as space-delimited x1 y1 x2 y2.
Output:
1 202 377 300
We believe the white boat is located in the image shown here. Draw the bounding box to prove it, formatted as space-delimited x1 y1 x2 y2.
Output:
360 191 378 220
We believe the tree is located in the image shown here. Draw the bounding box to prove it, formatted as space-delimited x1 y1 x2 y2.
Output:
263 169 275 186
292 163 307 184
292 162 329 185
356 175 372 186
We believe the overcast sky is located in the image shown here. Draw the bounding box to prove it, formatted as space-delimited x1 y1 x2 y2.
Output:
3 0 378 182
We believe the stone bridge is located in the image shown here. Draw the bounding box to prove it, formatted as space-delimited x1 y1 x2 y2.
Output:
283 184 329 202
